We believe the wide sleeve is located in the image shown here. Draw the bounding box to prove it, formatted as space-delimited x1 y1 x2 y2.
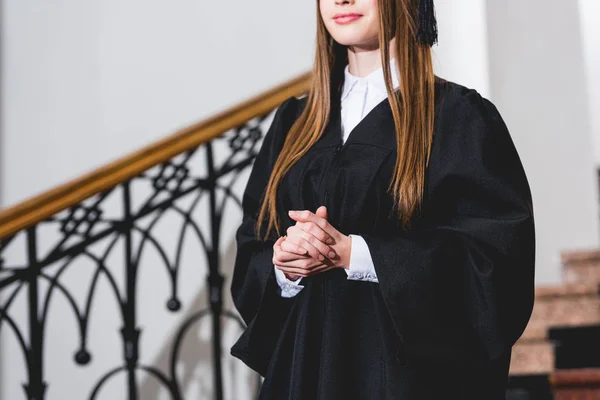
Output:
230 95 299 374
361 88 536 367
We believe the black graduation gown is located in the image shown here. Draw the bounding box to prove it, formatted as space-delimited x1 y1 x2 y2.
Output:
230 79 536 400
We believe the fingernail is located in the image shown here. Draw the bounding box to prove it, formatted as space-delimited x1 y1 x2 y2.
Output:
288 210 296 215
329 251 336 258
327 237 334 244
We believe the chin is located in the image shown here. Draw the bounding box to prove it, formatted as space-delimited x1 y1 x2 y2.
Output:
330 32 377 47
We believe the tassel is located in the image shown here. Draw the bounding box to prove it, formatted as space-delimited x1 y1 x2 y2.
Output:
417 0 438 46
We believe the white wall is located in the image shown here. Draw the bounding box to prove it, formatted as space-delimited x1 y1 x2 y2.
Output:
0 0 315 208
486 0 599 284
579 0 600 166
433 0 490 97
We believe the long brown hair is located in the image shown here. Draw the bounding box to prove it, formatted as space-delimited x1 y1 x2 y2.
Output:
255 0 436 241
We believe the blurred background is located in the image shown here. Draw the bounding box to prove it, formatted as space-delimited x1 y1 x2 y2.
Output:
0 0 598 399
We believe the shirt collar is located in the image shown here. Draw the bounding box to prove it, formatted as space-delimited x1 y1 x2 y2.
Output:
341 57 400 102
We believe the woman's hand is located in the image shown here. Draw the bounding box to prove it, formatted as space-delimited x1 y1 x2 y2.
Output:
273 206 352 279
273 236 323 280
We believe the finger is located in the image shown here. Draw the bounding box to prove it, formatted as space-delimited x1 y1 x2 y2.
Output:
294 219 334 247
274 235 287 247
299 222 336 252
280 236 309 256
278 263 334 277
284 234 327 262
288 228 335 261
275 257 317 274
285 225 324 259
274 235 310 264
315 205 328 219
274 248 309 264
296 221 335 244
281 239 325 260
307 264 335 275
288 210 336 238
277 265 317 277
277 267 302 281
308 221 335 244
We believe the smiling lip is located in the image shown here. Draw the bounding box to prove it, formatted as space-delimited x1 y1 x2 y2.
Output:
333 13 362 24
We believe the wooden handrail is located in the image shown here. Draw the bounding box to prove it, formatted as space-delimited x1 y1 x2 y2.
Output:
0 72 312 240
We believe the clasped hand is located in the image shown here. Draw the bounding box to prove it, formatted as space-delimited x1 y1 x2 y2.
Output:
272 206 351 280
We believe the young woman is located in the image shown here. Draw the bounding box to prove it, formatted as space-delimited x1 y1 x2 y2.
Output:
230 0 536 399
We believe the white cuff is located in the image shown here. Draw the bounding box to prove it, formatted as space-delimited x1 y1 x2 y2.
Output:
274 265 305 298
345 234 379 283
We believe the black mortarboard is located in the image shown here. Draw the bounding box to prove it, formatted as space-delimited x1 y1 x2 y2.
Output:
417 0 438 46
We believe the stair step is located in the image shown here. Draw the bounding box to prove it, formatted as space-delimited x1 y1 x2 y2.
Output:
509 250 600 378
510 340 554 375
519 325 547 342
535 283 600 298
550 368 600 399
562 248 600 284
528 283 600 332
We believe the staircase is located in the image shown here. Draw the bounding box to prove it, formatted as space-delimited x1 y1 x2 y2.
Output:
509 249 600 398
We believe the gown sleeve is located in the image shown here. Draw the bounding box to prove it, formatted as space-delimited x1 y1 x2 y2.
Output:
361 87 536 367
230 95 299 375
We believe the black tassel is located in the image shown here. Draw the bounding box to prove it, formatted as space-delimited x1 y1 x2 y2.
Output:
417 0 438 46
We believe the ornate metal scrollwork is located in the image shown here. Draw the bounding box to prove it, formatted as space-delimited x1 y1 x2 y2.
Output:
0 108 278 400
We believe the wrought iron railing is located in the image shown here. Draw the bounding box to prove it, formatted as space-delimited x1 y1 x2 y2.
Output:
0 73 311 400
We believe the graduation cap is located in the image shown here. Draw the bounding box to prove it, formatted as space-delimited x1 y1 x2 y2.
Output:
417 0 438 46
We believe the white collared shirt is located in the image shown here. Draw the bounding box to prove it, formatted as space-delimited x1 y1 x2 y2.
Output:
274 58 401 298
